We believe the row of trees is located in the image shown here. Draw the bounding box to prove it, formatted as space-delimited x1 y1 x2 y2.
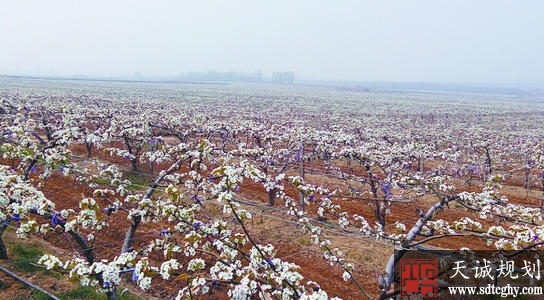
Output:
1 77 544 298
176 70 295 84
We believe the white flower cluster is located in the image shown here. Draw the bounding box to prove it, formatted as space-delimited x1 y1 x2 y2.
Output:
38 253 63 270
159 259 181 280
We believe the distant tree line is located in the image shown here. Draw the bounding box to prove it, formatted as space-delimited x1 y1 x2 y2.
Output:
177 70 295 84
180 70 263 82
271 71 295 84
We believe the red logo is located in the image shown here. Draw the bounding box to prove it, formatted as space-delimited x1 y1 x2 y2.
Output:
400 258 438 298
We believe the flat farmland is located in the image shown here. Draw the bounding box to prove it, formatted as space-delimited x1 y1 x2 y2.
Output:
1 77 544 299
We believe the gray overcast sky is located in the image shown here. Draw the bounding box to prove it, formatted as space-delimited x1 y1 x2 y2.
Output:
1 1 543 84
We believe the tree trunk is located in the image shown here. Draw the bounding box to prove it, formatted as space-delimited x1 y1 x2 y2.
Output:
366 165 385 231
121 159 183 254
419 157 425 188
68 230 94 264
121 216 141 254
484 147 492 180
23 158 38 180
149 142 155 174
268 188 276 207
525 167 530 189
299 148 305 212
382 195 456 296
86 142 92 158
123 136 138 172
0 221 9 259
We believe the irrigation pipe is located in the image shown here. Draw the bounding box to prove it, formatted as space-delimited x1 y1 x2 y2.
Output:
0 265 60 300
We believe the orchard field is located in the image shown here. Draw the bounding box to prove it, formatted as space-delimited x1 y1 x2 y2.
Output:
1 76 544 299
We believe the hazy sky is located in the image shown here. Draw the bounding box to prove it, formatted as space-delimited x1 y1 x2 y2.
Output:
1 1 543 84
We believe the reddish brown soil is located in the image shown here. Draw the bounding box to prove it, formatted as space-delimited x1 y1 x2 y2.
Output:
1 139 542 299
